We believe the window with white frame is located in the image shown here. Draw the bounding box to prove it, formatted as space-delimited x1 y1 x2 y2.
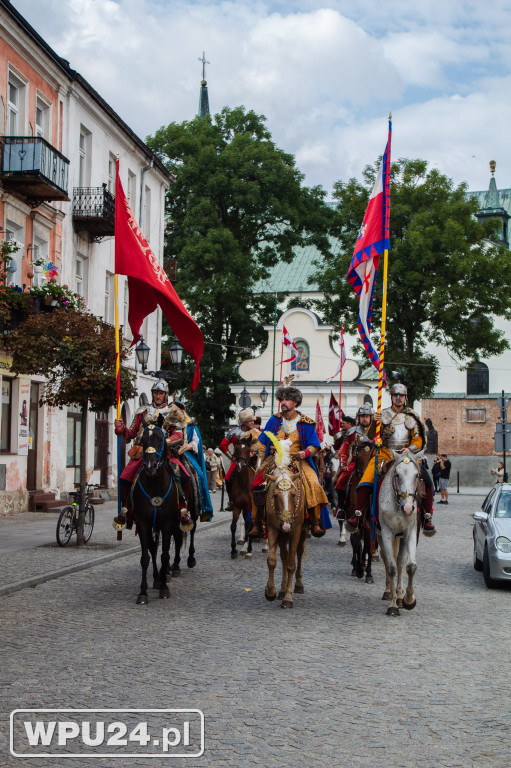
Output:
7 70 26 136
76 255 89 300
78 126 92 187
123 280 130 339
104 272 114 323
127 169 136 214
1 378 13 453
35 95 51 140
107 152 116 193
4 222 24 284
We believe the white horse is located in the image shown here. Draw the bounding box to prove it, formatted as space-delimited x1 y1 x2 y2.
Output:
377 449 422 616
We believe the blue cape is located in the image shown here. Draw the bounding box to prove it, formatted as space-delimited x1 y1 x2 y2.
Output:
185 424 213 518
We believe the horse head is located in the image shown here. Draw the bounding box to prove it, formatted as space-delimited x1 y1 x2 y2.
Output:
141 423 166 477
265 468 302 534
390 449 422 516
233 436 252 472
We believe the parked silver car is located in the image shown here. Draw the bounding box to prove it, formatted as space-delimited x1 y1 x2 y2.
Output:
473 483 511 588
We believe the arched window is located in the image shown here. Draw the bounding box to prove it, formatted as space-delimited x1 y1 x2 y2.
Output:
291 339 310 372
364 394 373 406
467 363 489 396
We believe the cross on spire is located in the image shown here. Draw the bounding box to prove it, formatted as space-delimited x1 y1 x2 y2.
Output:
198 51 210 82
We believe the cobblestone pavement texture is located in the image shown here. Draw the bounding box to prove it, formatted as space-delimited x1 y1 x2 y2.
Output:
1 490 510 767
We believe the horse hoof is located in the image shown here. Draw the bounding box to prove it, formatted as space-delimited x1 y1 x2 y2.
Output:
356 569 364 579
171 568 181 576
382 590 391 600
365 575 374 584
403 599 416 611
187 557 196 568
159 588 170 599
294 585 304 594
338 540 346 547
152 581 160 590
351 568 358 577
281 599 293 609
136 594 149 605
240 549 247 557
262 544 269 553
278 590 286 600
237 538 244 545
245 552 253 559
231 551 238 559
386 606 400 617
265 589 276 601
397 598 403 608
372 553 380 562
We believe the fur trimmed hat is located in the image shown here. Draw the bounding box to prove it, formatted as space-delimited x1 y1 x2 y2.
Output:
275 386 302 407
238 407 255 425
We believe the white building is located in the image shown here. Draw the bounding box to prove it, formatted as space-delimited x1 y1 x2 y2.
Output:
0 1 170 511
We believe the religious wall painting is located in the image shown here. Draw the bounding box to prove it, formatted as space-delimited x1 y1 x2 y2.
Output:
291 339 310 372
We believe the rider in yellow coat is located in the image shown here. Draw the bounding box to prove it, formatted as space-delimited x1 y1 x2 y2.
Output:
346 383 436 536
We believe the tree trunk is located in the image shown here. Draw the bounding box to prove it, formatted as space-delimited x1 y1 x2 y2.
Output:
76 401 88 546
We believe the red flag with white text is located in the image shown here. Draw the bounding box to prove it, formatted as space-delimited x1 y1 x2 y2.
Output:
315 400 326 443
115 160 203 393
328 392 342 436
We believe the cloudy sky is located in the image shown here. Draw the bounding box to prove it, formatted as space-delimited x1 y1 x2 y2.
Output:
11 0 511 197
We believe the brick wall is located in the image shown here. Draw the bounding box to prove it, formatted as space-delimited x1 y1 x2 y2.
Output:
422 398 502 456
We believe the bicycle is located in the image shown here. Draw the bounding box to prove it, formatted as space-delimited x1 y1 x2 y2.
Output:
56 484 99 546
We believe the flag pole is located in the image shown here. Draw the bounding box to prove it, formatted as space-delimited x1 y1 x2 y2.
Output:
339 325 344 424
371 114 392 547
114 159 122 535
271 293 277 411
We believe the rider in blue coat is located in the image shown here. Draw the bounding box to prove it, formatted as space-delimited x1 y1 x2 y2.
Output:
184 419 214 522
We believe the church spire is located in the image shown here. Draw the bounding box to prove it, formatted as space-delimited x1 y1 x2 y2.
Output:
198 51 210 118
484 160 500 209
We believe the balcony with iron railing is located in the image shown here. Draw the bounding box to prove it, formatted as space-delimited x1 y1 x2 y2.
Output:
0 136 70 202
72 184 115 240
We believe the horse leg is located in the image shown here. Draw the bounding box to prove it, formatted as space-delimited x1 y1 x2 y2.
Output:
282 529 301 608
159 527 171 599
380 528 399 616
136 527 150 605
294 527 306 594
364 529 374 584
150 530 161 589
231 510 240 559
187 521 197 568
351 531 364 578
402 528 418 610
261 521 269 553
171 527 183 575
278 536 289 600
265 527 279 601
237 516 245 545
338 518 346 547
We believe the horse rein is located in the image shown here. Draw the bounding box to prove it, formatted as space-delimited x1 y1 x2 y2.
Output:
143 425 166 471
391 459 420 512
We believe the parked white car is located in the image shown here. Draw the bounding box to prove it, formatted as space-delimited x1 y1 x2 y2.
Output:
473 483 511 588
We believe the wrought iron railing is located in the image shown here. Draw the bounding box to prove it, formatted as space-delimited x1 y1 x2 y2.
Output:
1 136 69 195
72 185 115 220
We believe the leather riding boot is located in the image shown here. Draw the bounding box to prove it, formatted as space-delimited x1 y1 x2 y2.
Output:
248 509 259 537
311 506 325 538
422 485 436 536
346 485 371 531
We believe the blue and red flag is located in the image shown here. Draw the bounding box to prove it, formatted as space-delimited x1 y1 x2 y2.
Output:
346 121 391 381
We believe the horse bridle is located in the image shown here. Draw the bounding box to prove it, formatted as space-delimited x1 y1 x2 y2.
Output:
392 458 420 512
143 425 166 472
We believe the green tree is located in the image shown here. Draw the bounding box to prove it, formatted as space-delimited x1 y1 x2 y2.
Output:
313 158 511 404
147 107 334 444
4 310 136 544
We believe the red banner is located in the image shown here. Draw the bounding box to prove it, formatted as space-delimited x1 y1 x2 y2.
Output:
115 161 203 393
315 400 326 443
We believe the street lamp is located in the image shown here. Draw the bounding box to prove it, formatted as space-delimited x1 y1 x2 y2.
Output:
135 335 183 381
239 387 251 408
259 386 268 407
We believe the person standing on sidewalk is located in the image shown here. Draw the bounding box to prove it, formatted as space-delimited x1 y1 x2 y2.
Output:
206 448 218 492
438 454 451 504
490 461 505 484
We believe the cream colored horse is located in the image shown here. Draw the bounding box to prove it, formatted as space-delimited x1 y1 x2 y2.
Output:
263 437 306 609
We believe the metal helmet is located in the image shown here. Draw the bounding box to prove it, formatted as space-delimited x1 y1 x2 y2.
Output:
151 379 169 393
357 403 373 417
390 383 407 396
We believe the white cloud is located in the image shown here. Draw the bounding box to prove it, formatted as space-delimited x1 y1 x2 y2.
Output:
10 0 511 195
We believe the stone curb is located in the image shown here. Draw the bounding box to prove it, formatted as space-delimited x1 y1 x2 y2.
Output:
0 517 230 598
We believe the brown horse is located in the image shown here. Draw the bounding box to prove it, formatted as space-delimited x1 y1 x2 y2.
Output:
264 441 306 609
345 442 377 583
230 436 256 559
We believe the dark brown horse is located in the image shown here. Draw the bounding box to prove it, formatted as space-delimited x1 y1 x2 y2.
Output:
346 442 377 583
230 436 256 559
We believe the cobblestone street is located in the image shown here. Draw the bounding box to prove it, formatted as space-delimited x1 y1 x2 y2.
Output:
1 491 510 767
